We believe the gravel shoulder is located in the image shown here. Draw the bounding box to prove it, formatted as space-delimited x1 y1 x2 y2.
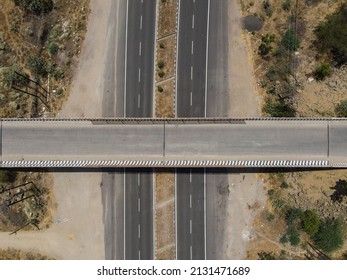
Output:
221 0 265 259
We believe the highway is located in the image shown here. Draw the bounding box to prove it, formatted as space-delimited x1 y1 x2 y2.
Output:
100 0 156 260
124 0 156 260
176 0 209 260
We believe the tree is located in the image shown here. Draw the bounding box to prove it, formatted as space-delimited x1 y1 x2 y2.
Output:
301 210 320 237
315 4 347 65
27 55 48 77
335 100 347 117
314 218 344 253
281 28 300 51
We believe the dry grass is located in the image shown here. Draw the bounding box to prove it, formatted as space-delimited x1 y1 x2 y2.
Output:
155 171 175 259
156 36 176 82
155 79 174 118
158 0 177 38
0 248 51 260
0 172 56 232
0 0 90 117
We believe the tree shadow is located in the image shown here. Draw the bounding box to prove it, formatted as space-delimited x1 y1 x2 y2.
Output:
330 179 347 202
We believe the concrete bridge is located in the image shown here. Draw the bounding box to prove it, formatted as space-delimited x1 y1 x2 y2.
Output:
1 118 347 168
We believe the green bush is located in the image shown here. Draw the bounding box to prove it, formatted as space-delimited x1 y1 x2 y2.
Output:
314 218 344 253
48 42 59 56
263 0 273 17
258 251 277 260
27 55 48 77
285 208 302 225
287 226 300 246
335 100 347 117
258 43 272 58
267 189 275 196
282 0 291 11
158 70 165 78
262 98 296 117
315 4 347 65
13 0 53 15
314 63 332 80
272 199 285 210
281 28 300 51
2 67 30 88
280 234 288 244
301 210 320 237
157 85 164 92
157 59 165 69
159 42 165 49
266 67 276 81
0 170 16 183
280 181 290 189
266 214 275 221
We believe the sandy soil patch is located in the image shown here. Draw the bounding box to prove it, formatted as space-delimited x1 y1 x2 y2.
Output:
158 0 177 38
155 171 175 260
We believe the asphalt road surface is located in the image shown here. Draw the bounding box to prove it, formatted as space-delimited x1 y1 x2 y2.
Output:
176 0 210 260
124 0 156 260
100 0 156 260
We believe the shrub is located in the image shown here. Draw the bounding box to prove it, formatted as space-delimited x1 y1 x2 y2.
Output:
262 98 296 117
258 251 276 260
27 55 48 77
48 42 59 56
314 218 344 253
159 42 165 49
282 28 300 51
287 226 300 246
272 199 285 210
258 43 272 58
0 170 16 182
315 4 347 65
267 189 275 196
301 210 320 237
266 67 276 81
263 0 273 17
285 208 302 225
266 214 275 221
335 100 347 117
282 0 291 11
158 70 165 78
52 67 64 80
157 85 164 92
314 63 332 80
280 235 288 244
280 181 290 189
2 67 30 88
157 59 165 69
13 0 53 15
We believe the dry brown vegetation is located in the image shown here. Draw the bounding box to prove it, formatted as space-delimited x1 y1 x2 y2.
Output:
155 0 177 119
0 171 55 233
240 0 347 259
0 0 90 117
0 248 51 260
155 171 175 259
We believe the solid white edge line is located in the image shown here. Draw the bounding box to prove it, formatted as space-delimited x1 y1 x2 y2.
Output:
124 0 129 118
152 170 156 260
175 168 178 259
204 167 207 260
204 0 210 118
123 168 126 260
175 0 181 118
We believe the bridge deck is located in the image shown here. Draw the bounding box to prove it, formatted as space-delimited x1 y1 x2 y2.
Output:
1 118 347 168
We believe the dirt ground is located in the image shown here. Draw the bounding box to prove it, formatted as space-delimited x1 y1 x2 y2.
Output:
217 0 265 259
0 0 108 259
240 0 347 259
